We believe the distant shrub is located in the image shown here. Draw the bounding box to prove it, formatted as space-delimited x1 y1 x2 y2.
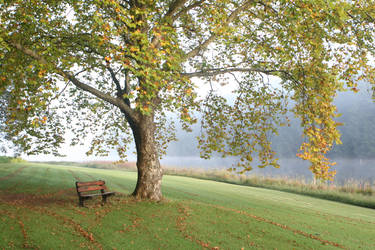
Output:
40 160 137 171
0 156 26 163
10 157 27 163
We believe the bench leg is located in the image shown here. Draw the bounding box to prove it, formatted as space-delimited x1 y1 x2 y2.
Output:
102 195 107 204
79 197 84 207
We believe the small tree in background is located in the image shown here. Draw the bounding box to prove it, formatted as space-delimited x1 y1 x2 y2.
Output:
0 0 374 200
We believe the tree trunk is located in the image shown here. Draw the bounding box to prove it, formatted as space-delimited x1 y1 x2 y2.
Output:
130 115 163 201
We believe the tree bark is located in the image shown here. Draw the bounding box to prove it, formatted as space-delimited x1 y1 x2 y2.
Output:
129 114 163 201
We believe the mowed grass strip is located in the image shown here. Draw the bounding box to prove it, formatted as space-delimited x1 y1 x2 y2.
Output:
0 163 374 249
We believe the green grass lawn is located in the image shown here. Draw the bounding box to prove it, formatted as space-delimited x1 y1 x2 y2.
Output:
0 162 374 249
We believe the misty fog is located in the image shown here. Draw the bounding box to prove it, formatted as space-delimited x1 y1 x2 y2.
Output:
163 82 375 183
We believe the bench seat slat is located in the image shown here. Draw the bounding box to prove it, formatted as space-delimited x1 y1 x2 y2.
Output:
78 186 105 193
80 192 115 198
76 180 105 187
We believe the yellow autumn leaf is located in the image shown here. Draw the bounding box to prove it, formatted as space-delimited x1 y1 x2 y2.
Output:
38 70 46 78
130 47 139 52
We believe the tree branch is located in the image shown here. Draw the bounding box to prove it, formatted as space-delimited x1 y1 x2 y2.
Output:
8 41 139 122
150 1 188 48
165 0 189 18
172 0 204 21
62 72 138 121
181 67 283 77
182 66 300 85
184 0 254 59
124 70 131 94
106 65 133 108
107 65 124 94
11 43 48 65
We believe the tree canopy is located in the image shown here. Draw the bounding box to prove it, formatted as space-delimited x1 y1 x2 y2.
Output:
1 0 374 199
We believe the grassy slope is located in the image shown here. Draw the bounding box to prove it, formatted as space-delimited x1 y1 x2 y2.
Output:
0 163 374 249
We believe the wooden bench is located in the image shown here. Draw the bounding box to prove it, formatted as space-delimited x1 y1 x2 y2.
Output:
75 180 115 207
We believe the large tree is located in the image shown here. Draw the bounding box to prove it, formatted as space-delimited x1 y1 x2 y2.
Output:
0 0 374 200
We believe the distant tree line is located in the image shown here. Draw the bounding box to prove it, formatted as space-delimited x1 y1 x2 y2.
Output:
0 156 25 163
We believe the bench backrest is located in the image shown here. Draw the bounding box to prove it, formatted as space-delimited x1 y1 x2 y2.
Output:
75 180 108 195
